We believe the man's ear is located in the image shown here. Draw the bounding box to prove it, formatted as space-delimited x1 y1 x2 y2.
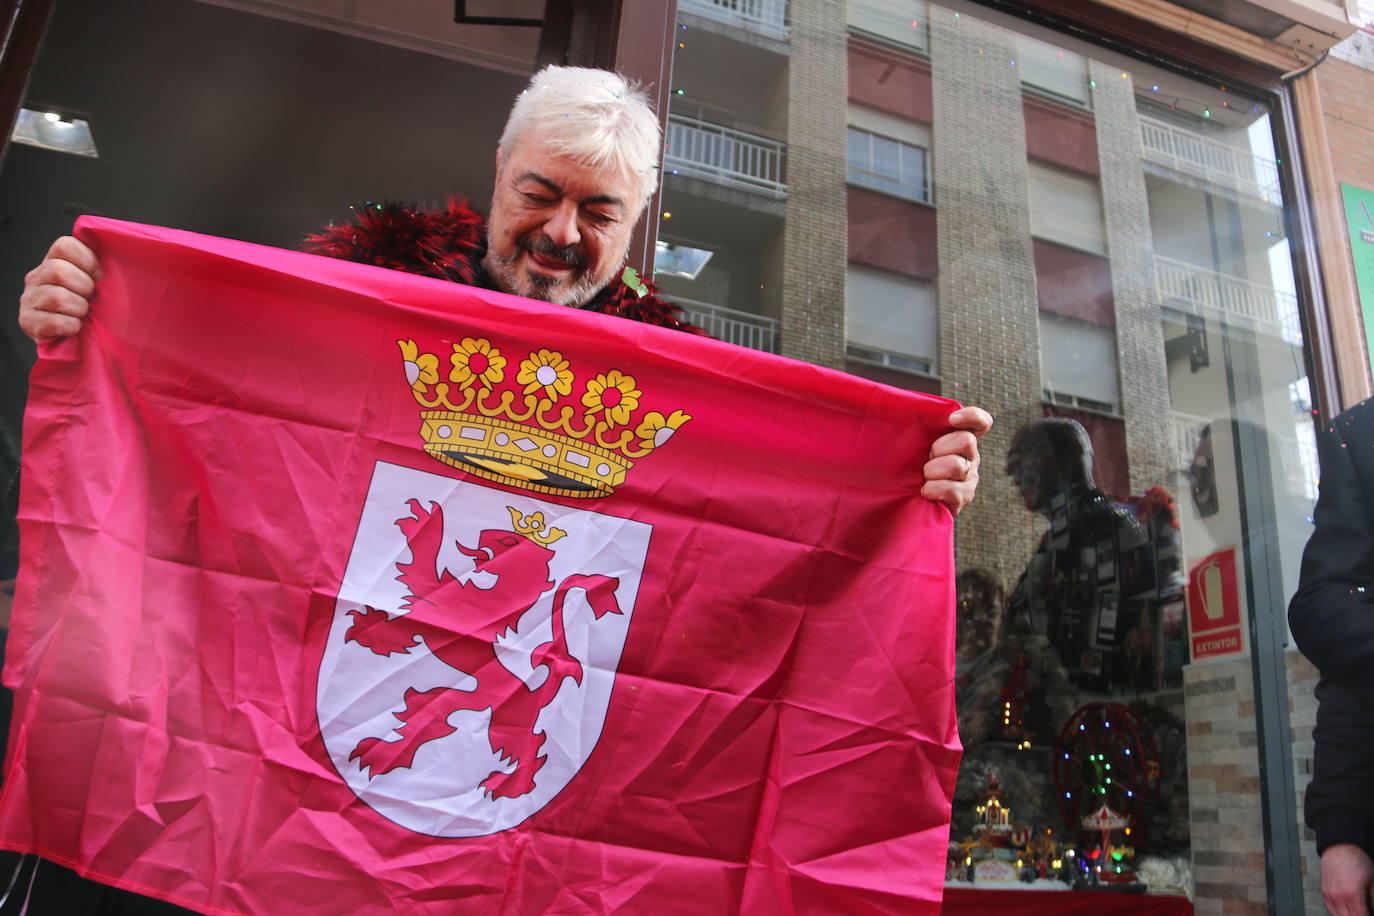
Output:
494 146 504 176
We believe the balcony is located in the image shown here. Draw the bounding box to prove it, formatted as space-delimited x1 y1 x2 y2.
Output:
678 0 789 41
665 114 788 199
671 297 779 352
1154 256 1302 344
1139 114 1282 205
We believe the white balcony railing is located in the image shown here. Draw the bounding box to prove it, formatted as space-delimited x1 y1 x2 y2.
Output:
1139 115 1282 204
672 297 779 352
665 114 788 199
678 0 789 40
1155 255 1302 344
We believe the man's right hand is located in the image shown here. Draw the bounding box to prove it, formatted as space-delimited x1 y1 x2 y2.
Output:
1322 843 1374 916
19 236 102 342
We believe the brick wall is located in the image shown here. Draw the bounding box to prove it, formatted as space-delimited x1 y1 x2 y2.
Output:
1089 61 1176 496
1186 652 1327 915
777 0 847 369
1316 58 1374 193
1287 650 1324 915
1183 657 1267 916
928 8 1042 585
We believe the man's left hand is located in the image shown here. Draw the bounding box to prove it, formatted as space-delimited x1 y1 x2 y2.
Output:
922 406 993 516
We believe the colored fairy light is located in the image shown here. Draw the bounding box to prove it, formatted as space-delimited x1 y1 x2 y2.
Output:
675 89 685 95
1089 79 1097 88
1151 84 1159 91
1203 109 1211 118
1079 723 1086 731
1064 792 1072 799
1120 72 1128 78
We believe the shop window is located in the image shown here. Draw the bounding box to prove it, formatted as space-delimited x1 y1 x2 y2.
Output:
1028 159 1106 254
845 264 936 373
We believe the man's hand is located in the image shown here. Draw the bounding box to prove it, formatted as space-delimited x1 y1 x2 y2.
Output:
922 406 993 516
1323 844 1374 916
19 236 101 342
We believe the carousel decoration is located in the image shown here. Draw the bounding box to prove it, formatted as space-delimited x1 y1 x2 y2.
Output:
1053 702 1160 888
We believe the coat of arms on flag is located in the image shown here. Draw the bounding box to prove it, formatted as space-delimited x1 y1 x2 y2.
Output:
319 334 677 835
320 464 650 836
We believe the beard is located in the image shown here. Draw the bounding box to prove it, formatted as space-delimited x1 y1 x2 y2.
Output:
484 232 609 308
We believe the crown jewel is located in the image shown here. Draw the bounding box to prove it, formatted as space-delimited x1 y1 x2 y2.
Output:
399 337 691 497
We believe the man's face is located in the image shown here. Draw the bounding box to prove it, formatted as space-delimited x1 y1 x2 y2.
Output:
483 129 641 307
1005 435 1054 513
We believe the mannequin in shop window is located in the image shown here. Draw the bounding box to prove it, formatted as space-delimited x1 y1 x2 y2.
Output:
1004 417 1182 697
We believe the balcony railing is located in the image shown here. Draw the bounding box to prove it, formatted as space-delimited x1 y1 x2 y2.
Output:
678 0 788 40
1154 256 1302 344
1138 114 1282 204
665 114 788 199
671 297 779 352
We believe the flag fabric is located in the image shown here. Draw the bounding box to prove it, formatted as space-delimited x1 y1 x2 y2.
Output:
3 216 961 915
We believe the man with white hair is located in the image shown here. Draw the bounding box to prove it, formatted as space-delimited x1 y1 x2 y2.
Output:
20 64 988 508
10 64 987 909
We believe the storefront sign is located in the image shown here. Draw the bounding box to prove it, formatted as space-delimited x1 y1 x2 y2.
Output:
1342 183 1374 360
1187 547 1243 661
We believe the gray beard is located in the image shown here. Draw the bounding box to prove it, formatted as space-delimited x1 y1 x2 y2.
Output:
483 233 608 308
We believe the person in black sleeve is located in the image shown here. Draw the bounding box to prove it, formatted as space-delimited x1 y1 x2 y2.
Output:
1289 396 1374 916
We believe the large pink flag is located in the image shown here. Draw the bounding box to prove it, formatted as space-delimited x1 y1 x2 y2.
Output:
3 216 960 914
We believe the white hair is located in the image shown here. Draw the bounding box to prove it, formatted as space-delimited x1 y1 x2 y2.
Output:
499 65 662 210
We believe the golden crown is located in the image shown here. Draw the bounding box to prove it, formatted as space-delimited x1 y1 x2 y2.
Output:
399 337 691 498
508 507 565 545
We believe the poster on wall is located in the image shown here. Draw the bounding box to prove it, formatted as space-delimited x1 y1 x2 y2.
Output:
1186 547 1244 661
1342 182 1374 360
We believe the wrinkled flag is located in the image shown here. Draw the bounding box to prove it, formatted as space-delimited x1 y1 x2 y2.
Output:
3 216 960 915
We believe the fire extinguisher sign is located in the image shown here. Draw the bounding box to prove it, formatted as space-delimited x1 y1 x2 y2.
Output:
1187 546 1244 661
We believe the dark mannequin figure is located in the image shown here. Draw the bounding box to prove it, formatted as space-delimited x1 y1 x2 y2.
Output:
1004 418 1177 694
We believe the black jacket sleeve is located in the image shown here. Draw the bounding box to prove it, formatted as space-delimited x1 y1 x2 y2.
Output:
1288 398 1374 707
1307 679 1374 854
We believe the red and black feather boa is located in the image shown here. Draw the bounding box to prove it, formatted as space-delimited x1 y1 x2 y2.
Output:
302 197 704 335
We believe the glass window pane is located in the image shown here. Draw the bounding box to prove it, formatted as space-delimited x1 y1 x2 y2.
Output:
654 1 1321 901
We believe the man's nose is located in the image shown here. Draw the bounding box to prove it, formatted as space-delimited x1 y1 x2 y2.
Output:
543 202 581 248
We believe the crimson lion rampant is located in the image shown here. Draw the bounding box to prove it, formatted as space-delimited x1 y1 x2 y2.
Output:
343 498 624 800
